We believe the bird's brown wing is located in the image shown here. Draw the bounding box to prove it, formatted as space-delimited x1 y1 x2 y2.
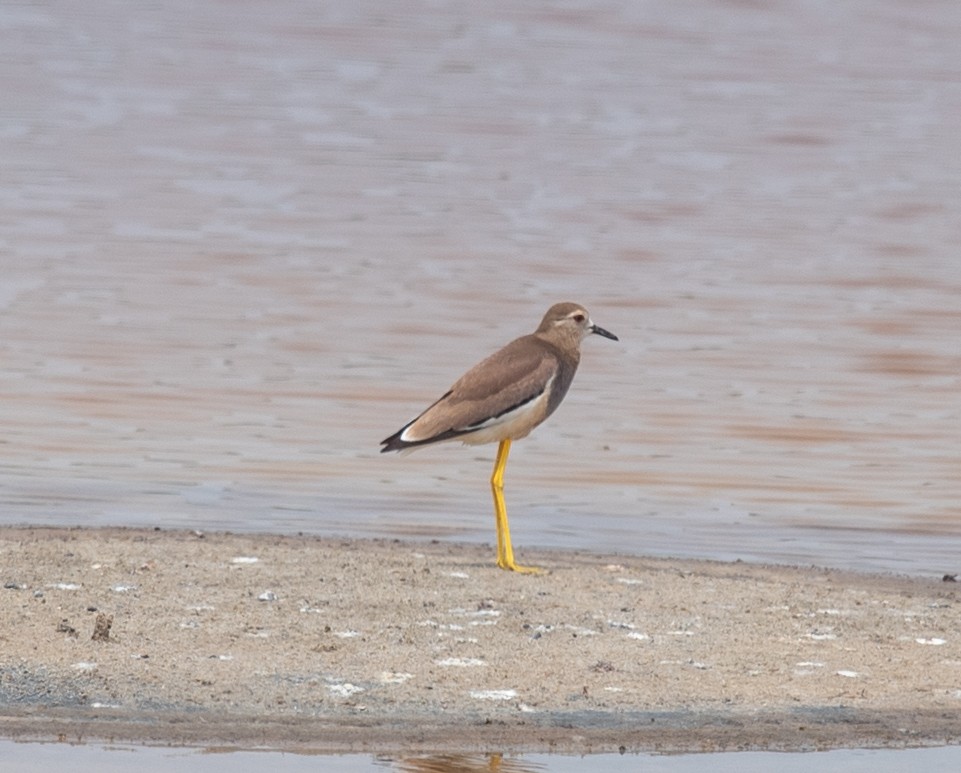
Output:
380 335 559 450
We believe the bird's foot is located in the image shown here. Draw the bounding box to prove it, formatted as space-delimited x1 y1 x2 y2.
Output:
497 557 547 575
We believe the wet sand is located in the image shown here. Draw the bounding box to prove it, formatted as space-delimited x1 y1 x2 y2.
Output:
1 527 959 753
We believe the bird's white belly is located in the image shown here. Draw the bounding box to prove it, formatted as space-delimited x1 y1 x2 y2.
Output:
460 387 552 445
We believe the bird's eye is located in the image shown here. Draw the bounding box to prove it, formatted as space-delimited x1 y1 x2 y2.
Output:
572 313 585 323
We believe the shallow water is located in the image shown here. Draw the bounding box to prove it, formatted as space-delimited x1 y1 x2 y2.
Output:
1 0 960 575
3 742 961 773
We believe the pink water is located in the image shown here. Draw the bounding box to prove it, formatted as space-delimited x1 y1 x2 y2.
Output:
2 0 959 574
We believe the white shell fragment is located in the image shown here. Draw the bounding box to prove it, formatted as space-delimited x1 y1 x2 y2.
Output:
469 689 517 701
327 683 364 698
435 657 485 667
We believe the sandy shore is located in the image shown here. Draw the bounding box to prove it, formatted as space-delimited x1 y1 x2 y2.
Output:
0 527 959 753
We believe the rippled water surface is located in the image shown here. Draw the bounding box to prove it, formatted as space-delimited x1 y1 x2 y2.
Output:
2 0 959 574
3 742 961 773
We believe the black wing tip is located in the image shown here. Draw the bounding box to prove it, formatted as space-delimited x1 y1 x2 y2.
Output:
380 433 408 453
380 426 432 453
380 426 466 453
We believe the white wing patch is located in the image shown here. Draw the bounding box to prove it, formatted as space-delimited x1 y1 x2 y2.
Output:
458 377 554 445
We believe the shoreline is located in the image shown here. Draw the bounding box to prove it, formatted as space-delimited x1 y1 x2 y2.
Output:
1 526 959 753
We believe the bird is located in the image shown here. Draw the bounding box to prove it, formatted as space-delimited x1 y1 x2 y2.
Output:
380 302 618 573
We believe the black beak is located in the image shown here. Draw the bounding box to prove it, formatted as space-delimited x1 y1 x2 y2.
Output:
591 324 618 341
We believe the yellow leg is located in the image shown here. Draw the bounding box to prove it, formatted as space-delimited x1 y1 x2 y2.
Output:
490 439 543 574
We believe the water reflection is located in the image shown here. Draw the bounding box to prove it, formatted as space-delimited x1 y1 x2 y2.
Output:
388 754 543 773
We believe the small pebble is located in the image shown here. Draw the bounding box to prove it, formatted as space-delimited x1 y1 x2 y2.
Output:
378 672 413 684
